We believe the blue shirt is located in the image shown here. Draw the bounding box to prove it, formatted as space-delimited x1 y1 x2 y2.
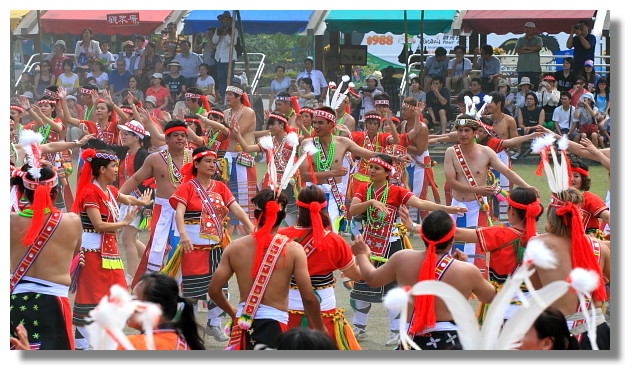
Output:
108 70 133 93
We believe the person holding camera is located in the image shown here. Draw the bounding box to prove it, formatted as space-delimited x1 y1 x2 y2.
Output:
212 11 238 97
566 20 596 76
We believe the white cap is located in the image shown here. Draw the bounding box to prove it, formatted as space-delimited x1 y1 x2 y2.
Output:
145 96 157 106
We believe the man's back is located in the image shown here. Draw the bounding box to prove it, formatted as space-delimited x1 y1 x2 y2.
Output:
10 212 82 286
225 234 304 312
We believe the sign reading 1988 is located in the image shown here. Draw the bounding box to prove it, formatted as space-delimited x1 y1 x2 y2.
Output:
106 13 140 27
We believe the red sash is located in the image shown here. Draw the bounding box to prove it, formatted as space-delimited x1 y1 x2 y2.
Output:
453 145 490 214
158 149 186 187
189 179 227 242
10 212 62 293
226 234 289 350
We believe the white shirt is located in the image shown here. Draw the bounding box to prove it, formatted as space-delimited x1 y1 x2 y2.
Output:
448 57 472 77
212 30 238 63
296 69 327 97
174 52 203 79
552 105 578 130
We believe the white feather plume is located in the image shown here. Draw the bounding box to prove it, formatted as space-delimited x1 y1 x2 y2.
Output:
257 134 274 150
568 268 600 295
475 95 492 120
19 129 43 147
342 75 350 82
530 133 556 154
524 238 558 269
285 131 299 148
86 284 137 350
279 132 300 190
557 135 569 150
383 287 409 313
302 141 319 156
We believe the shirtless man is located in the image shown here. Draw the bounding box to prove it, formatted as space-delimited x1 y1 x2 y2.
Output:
529 188 610 350
443 115 538 277
298 106 410 229
209 188 326 350
274 91 299 129
223 85 257 233
351 210 495 349
484 91 520 224
119 120 192 286
400 97 435 222
10 165 83 350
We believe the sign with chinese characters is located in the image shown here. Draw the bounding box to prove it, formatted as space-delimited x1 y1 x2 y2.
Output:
106 13 140 27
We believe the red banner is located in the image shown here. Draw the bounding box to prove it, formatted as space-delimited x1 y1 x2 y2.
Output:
106 13 140 27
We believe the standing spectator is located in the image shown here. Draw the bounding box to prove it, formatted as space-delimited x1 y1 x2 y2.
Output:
409 76 426 103
445 45 472 95
134 36 146 56
354 74 382 124
56 60 80 96
420 46 449 92
174 40 203 88
552 91 577 136
47 40 69 79
580 60 600 93
97 41 116 71
269 65 291 111
109 59 134 99
296 57 328 102
515 21 543 90
195 63 216 98
475 44 503 93
380 66 401 114
536 75 560 131
212 11 238 97
568 76 589 107
145 73 170 111
119 41 140 75
164 61 187 105
74 28 101 79
86 59 109 90
34 61 55 96
137 42 163 92
426 76 451 134
193 27 218 82
566 20 596 76
554 57 576 95
161 21 187 62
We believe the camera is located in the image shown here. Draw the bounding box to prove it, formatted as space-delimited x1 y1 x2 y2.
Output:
361 87 374 93
573 24 581 30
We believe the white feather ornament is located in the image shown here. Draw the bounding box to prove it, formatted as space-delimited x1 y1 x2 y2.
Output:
383 287 409 312
524 238 558 269
257 135 274 150
569 268 599 295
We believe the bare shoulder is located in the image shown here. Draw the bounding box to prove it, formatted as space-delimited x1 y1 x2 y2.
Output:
284 240 305 257
60 212 81 226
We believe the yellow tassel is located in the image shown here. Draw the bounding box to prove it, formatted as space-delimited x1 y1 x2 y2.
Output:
160 244 183 278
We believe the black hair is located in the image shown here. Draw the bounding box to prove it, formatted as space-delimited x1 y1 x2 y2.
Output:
421 210 455 252
198 63 210 72
410 76 422 85
296 185 331 228
62 59 74 69
82 83 99 92
180 40 192 48
453 45 466 53
164 119 188 134
370 153 393 173
373 93 390 102
525 91 538 104
578 20 590 27
10 163 60 202
470 77 482 86
266 110 288 129
136 273 205 350
563 57 574 66
569 160 591 191
185 115 203 136
531 307 580 350
481 44 494 55
560 91 572 100
434 46 447 57
430 75 443 84
252 188 288 228
191 146 214 176
135 35 146 42
508 187 542 223
299 77 314 91
277 327 337 350
275 65 286 72
146 42 156 50
594 77 609 101
489 91 506 106
87 149 117 179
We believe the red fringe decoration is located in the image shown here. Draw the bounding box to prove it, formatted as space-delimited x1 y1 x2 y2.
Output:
251 200 279 278
180 162 195 183
295 200 327 249
290 96 300 114
71 149 97 213
21 185 56 246
242 93 251 108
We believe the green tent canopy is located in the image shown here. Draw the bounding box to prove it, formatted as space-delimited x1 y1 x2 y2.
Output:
325 10 456 34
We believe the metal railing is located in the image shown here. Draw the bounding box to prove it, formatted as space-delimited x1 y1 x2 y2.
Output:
399 53 611 97
232 52 266 96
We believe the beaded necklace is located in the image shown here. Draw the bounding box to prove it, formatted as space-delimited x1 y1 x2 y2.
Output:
315 135 335 172
165 149 189 187
363 131 381 152
365 181 389 230
273 134 288 171
38 123 51 143
206 128 220 149
83 105 94 121
17 208 51 218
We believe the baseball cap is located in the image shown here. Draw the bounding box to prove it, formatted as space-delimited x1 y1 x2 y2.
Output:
67 95 77 101
584 59 594 67
151 73 163 79
524 22 536 28
22 91 34 99
117 120 149 138
145 96 157 106
53 40 66 50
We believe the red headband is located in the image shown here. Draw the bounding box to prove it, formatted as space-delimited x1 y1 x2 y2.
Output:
193 150 217 161
296 200 328 249
121 108 133 114
22 174 58 191
80 88 96 95
164 126 188 136
209 110 224 118
10 105 24 113
38 99 56 105
313 110 335 122
268 113 288 126
374 100 389 106
186 118 201 124
410 222 456 335
299 108 314 115
368 157 394 175
571 167 589 177
43 89 59 99
364 114 383 121
506 196 541 245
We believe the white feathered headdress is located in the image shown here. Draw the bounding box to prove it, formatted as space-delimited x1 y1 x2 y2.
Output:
383 241 601 350
326 75 352 111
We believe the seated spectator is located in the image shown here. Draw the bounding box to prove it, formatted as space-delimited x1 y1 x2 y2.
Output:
536 75 560 131
48 40 69 79
56 60 80 96
425 76 451 134
445 45 472 95
475 44 503 93
164 61 187 105
34 61 56 97
517 91 544 135
409 76 426 104
97 41 116 71
109 59 134 98
86 59 109 90
468 77 486 111
145 73 170 111
195 63 216 99
552 91 577 136
421 47 449 92
514 77 533 113
568 76 589 107
269 65 291 111
554 57 576 95
581 59 600 93
593 77 610 115
144 95 163 118
497 80 515 117
571 92 601 147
